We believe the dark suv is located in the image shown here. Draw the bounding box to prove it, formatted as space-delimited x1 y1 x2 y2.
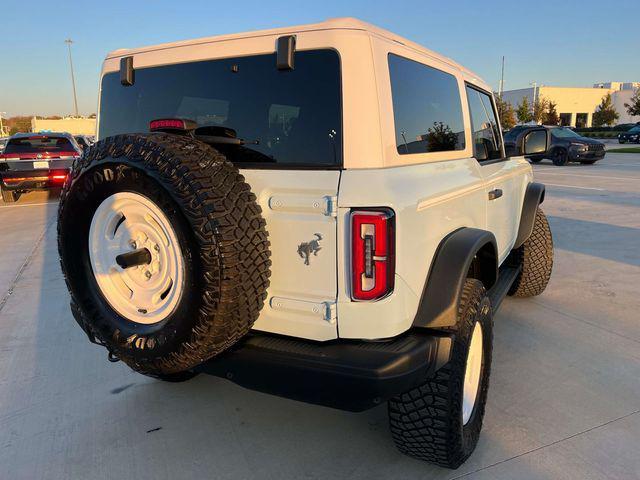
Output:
618 125 640 144
505 125 605 165
0 132 81 202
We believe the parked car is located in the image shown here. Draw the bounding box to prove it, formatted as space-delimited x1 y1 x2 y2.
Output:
74 135 95 150
57 18 554 469
618 125 640 144
0 132 81 202
505 125 605 165
0 137 9 153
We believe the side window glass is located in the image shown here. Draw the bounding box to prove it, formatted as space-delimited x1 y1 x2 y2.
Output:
466 86 503 161
389 54 465 155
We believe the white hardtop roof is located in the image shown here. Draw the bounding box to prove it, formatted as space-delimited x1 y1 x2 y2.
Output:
106 17 486 86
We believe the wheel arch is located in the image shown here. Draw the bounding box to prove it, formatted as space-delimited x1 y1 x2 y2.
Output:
412 228 497 329
514 182 545 249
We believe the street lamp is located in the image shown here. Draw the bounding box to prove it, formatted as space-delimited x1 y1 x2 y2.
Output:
65 39 79 117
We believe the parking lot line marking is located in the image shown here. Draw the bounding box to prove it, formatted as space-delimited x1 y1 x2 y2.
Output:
535 171 636 181
0 202 57 209
544 183 605 191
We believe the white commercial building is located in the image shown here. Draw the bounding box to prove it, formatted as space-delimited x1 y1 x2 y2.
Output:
502 82 640 127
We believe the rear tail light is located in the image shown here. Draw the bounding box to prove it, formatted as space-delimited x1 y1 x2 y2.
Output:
50 173 67 183
351 209 395 301
149 118 197 133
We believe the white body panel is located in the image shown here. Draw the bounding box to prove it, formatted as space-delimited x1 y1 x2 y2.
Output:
337 159 487 339
243 170 340 341
98 18 533 341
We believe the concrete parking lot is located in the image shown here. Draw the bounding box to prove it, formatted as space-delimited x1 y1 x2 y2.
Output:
0 153 639 480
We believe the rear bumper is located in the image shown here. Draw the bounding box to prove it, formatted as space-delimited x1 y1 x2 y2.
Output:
0 168 69 191
195 330 452 412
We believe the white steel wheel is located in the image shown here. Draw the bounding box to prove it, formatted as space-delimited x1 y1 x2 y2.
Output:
88 192 184 325
462 321 483 425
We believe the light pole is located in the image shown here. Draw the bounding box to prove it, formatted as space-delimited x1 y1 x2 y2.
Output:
529 81 538 104
498 56 505 99
65 39 79 117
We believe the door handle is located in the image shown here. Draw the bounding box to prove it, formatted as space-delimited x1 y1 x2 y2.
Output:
488 188 503 200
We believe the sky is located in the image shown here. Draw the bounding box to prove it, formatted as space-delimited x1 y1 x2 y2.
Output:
1 0 638 117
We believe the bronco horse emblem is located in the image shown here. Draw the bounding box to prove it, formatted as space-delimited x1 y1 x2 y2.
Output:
297 233 322 266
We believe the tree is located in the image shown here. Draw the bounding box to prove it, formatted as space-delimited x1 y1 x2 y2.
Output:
494 96 516 130
425 121 458 152
542 101 560 126
516 96 533 123
592 93 619 127
624 88 640 117
532 97 548 124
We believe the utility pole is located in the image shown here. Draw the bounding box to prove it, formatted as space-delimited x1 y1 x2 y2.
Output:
498 56 505 99
530 81 538 104
65 39 79 117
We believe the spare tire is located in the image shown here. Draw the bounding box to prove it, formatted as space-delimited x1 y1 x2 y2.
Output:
58 133 271 376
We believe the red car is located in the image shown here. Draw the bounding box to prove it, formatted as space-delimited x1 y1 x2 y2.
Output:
0 132 81 202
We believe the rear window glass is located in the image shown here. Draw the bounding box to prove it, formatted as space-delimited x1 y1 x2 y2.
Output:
5 136 75 154
388 54 465 155
99 50 342 167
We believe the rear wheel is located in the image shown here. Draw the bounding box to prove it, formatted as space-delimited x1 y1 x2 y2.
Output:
1 187 19 203
388 279 493 469
58 133 271 376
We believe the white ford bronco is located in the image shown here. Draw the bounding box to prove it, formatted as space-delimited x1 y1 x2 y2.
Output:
58 18 553 468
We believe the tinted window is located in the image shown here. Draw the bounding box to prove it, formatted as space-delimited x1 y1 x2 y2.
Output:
466 86 502 161
389 54 465 155
5 136 75 154
99 50 342 167
550 127 580 139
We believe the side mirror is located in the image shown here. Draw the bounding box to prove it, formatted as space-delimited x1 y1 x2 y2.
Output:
508 128 549 157
522 129 548 155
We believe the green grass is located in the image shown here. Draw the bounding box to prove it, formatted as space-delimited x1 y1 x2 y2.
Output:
607 147 640 153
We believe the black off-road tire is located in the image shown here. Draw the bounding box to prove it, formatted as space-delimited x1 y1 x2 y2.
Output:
1 187 19 203
388 279 493 469
508 208 553 297
58 133 271 376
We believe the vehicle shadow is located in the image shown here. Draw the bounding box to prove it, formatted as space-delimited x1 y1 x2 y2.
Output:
547 215 640 267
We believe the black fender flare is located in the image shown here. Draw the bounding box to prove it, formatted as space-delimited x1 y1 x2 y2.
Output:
513 182 545 249
413 228 497 329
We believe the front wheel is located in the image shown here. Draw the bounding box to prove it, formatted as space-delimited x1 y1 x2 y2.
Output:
509 208 553 297
551 149 568 166
388 279 493 469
